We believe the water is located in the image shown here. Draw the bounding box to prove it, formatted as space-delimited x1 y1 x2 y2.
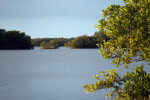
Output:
0 47 149 100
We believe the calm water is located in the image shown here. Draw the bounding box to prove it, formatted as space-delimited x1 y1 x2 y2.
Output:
0 47 149 100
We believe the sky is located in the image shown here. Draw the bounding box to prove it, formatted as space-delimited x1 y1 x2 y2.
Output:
0 0 124 38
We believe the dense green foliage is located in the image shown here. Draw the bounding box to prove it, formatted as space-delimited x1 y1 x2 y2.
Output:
40 40 59 49
0 29 33 49
64 31 110 48
98 0 150 68
83 0 150 99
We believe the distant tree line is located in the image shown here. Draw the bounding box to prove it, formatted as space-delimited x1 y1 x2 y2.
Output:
32 31 109 49
0 29 109 50
64 31 110 48
0 29 33 49
31 38 72 47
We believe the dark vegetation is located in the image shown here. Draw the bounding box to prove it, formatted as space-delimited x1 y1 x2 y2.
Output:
0 29 33 49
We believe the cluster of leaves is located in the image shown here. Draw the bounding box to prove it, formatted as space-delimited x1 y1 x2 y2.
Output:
64 31 109 48
0 29 33 49
83 65 150 99
83 0 150 99
32 38 72 47
40 40 59 49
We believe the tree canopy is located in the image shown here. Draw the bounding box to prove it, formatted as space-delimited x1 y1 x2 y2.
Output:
0 29 33 49
83 0 150 99
98 0 150 68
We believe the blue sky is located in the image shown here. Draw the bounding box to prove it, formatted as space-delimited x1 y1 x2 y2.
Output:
0 0 124 38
